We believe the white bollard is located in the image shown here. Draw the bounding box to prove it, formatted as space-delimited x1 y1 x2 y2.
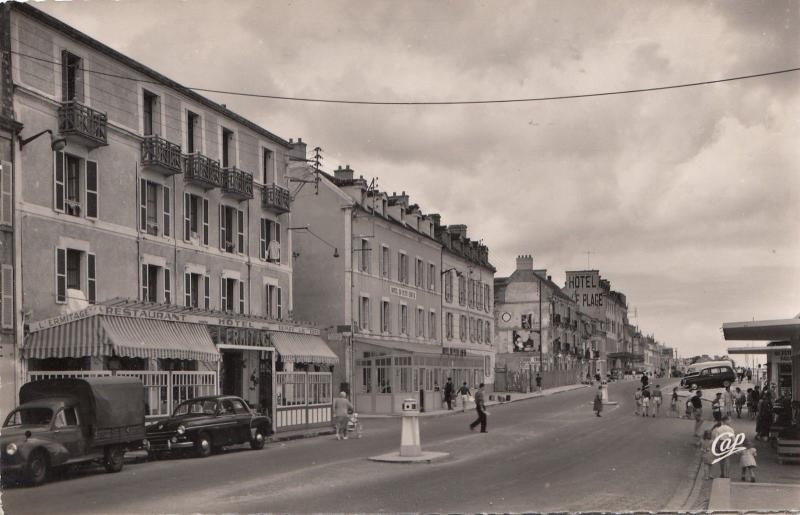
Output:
601 380 618 406
400 398 422 457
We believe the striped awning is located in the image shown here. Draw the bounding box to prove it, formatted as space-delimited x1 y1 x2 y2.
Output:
271 332 339 365
24 315 220 362
24 316 112 359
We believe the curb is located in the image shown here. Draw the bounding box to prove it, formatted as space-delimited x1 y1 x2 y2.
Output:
708 478 731 511
269 428 336 442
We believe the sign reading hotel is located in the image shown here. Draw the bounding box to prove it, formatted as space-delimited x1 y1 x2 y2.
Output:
29 304 320 335
565 271 603 309
390 285 417 300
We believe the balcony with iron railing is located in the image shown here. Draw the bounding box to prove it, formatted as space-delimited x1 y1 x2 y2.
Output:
58 101 108 148
222 167 254 200
261 183 291 214
141 135 182 176
184 153 222 189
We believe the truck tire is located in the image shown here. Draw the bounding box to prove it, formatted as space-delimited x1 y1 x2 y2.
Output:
250 426 266 450
104 445 125 473
25 450 49 487
196 433 212 458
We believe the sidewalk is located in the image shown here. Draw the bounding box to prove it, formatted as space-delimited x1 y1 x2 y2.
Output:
359 383 590 419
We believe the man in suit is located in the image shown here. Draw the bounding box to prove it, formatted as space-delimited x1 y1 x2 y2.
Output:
469 383 488 433
444 378 454 410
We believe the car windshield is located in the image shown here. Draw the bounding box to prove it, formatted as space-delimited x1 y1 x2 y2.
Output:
3 407 54 427
173 399 218 417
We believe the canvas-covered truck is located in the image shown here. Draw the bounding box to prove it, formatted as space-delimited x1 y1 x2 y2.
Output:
0 377 146 486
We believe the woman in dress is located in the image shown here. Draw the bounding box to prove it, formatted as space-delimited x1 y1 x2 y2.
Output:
593 385 603 417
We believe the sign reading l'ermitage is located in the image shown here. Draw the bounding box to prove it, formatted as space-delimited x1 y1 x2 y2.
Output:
29 304 320 335
564 271 604 309
390 285 417 300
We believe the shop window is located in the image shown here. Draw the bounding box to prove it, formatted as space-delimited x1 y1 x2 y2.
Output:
360 366 372 393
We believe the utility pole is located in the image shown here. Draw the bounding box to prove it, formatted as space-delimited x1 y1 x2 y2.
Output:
312 146 322 195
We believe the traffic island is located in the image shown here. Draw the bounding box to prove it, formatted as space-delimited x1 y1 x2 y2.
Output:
370 398 450 464
369 451 449 463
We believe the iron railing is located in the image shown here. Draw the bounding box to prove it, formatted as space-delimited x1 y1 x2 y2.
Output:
141 135 182 175
262 183 291 213
58 101 108 147
222 167 254 199
184 153 222 189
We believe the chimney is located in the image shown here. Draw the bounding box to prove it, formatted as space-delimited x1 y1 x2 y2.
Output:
516 254 533 271
450 224 467 240
429 213 441 227
289 138 307 160
334 164 354 181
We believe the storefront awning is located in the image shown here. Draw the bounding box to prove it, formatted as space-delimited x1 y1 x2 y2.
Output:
355 337 442 355
24 315 220 362
271 332 339 365
727 345 792 355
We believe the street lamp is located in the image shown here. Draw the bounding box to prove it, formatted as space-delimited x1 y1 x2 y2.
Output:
19 129 67 151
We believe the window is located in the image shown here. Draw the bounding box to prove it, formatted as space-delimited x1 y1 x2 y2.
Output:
429 311 436 340
381 300 391 333
458 275 466 306
416 307 425 337
459 315 467 342
140 180 170 236
259 219 281 263
476 281 483 310
61 51 83 102
359 296 370 331
219 205 245 253
183 193 209 245
398 253 409 284
381 246 391 278
221 277 244 313
445 312 453 340
265 284 283 320
1 264 12 329
469 317 475 342
142 264 159 303
477 319 484 343
484 284 490 313
484 321 491 344
468 279 475 308
55 247 96 304
399 304 408 335
1 161 11 226
184 272 209 309
415 258 424 288
221 128 234 168
262 148 274 184
54 152 98 219
360 239 371 273
142 90 160 136
428 264 436 291
444 270 453 303
186 111 201 153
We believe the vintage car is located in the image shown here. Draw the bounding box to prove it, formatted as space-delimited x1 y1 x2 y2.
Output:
144 395 272 458
680 361 737 389
0 377 146 486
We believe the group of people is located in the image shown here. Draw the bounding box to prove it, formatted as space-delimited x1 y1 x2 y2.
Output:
442 378 489 432
699 414 759 482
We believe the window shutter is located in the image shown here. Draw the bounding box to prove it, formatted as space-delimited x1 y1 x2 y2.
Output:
239 281 245 314
140 179 148 231
1 161 12 225
203 275 210 309
86 161 98 219
237 209 244 253
54 151 65 212
163 186 171 237
74 56 84 103
220 277 227 311
265 284 271 317
141 264 148 301
275 222 281 264
184 272 191 306
277 287 282 320
259 219 267 260
164 268 171 304
219 205 226 250
87 253 96 304
202 199 209 245
183 193 191 241
61 49 70 100
55 248 66 303
1 264 13 329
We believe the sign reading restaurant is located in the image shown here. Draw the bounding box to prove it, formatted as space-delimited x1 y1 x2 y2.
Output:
29 304 320 336
390 285 417 300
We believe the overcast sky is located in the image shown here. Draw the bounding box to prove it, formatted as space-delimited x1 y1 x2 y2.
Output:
37 0 799 359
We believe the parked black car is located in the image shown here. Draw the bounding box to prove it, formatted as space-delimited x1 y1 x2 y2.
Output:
144 395 272 458
680 363 736 389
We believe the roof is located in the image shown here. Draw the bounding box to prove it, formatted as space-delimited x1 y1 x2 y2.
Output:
495 269 574 303
722 317 800 341
11 3 292 149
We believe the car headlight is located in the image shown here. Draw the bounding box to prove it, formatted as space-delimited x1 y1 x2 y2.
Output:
6 443 17 456
177 425 185 435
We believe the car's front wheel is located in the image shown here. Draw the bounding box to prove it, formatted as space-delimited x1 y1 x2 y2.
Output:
104 445 125 473
25 450 49 487
195 433 212 458
250 427 266 450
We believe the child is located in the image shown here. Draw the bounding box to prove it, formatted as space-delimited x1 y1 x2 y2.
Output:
740 440 757 482
670 387 679 418
711 392 723 422
701 430 714 480
634 387 642 416
685 397 694 419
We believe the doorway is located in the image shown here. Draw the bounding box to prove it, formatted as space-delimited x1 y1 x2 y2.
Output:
221 350 243 396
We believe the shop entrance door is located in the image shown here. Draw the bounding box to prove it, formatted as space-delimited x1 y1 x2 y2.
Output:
258 357 273 416
221 350 243 396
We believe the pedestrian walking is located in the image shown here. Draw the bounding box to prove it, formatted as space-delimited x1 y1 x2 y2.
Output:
332 392 354 441
443 378 455 410
734 387 745 418
634 387 643 415
642 386 652 417
640 373 649 390
691 390 704 437
755 393 773 442
746 368 752 382
535 372 542 393
458 382 472 412
593 385 603 417
723 386 734 417
746 388 756 419
670 387 679 418
469 383 488 433
711 416 734 478
711 392 723 422
652 384 663 417
701 429 714 480
739 440 758 482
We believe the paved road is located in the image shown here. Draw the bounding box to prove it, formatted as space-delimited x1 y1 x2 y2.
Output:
2 381 700 514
